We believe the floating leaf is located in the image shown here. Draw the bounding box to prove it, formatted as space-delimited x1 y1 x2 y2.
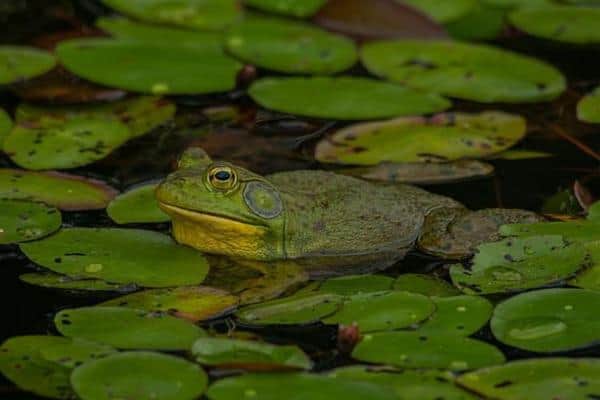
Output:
192 337 312 370
0 108 12 144
491 288 600 352
490 149 553 160
207 372 398 400
101 0 241 31
416 295 493 336
57 38 242 95
450 236 590 294
39 338 116 369
398 0 477 23
509 6 600 44
101 286 238 322
352 332 505 371
0 199 61 244
0 169 117 210
72 351 207 400
55 306 206 350
324 291 435 332
245 0 326 17
577 86 600 123
317 275 394 296
20 228 209 287
225 16 357 74
315 112 525 165
107 182 169 224
20 272 129 292
0 46 55 84
457 358 600 400
236 293 343 325
446 3 506 40
500 220 600 243
361 40 566 103
393 274 461 297
249 77 451 120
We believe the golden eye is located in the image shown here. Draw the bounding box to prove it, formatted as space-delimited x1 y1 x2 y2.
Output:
207 165 237 191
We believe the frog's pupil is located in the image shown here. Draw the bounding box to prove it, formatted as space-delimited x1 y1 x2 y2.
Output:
215 171 231 181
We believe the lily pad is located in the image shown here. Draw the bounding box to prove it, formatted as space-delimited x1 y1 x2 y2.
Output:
225 16 357 75
0 199 61 244
317 275 394 296
207 372 398 400
55 306 206 350
571 242 600 289
509 6 600 44
491 288 600 352
450 235 590 294
57 38 242 95
0 46 56 84
393 273 461 297
499 220 600 243
245 0 326 17
315 112 526 165
71 351 207 400
398 0 477 23
577 86 600 123
39 338 116 369
192 337 312 370
107 182 169 224
457 358 600 400
236 293 343 325
0 108 12 144
249 77 451 120
416 295 493 336
20 228 209 287
0 169 118 210
324 291 435 332
101 0 241 31
101 286 238 322
446 3 506 41
361 40 566 103
20 272 129 292
352 332 505 371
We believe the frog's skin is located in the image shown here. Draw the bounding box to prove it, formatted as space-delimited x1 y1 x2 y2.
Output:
156 148 541 276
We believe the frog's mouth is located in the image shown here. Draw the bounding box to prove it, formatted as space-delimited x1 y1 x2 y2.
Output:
158 202 267 228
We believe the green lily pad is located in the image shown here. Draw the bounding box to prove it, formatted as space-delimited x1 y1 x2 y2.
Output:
398 0 477 23
315 111 526 165
393 274 462 297
416 295 493 336
0 335 73 399
20 228 209 287
0 108 12 145
0 199 61 244
97 17 223 50
207 372 398 400
490 149 553 160
570 241 600 290
324 291 435 332
101 0 241 31
101 286 238 322
39 338 116 369
0 46 56 85
3 97 175 170
317 275 394 296
343 160 494 184
226 16 357 74
107 182 169 224
361 40 566 103
482 0 552 7
248 77 451 120
0 169 117 210
55 306 206 350
192 337 312 370
330 366 479 400
500 220 600 243
577 86 600 123
245 0 326 17
589 202 600 220
236 293 343 325
446 3 506 41
20 272 129 292
352 332 505 371
450 236 590 294
491 288 600 352
71 351 207 400
57 38 242 95
509 6 600 44
457 358 600 400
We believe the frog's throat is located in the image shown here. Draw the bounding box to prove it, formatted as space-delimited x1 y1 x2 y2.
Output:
159 203 277 260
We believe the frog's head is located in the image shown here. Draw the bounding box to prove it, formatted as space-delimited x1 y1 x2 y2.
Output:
156 148 285 260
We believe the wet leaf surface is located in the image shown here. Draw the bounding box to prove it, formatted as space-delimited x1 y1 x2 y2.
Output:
245 0 327 17
19 272 130 292
415 295 493 336
398 0 477 23
0 199 61 244
107 182 169 224
0 46 55 85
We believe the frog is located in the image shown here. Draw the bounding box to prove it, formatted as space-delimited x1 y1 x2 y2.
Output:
156 147 541 277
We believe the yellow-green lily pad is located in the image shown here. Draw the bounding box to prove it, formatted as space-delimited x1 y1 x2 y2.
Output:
19 228 209 287
0 46 55 85
416 295 493 336
107 182 169 224
55 306 206 350
248 77 451 120
393 273 461 297
577 86 600 123
0 199 61 244
361 40 566 103
39 338 116 369
244 0 327 17
20 272 130 292
315 111 526 165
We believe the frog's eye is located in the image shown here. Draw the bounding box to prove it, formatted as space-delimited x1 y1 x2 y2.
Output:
208 165 238 191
